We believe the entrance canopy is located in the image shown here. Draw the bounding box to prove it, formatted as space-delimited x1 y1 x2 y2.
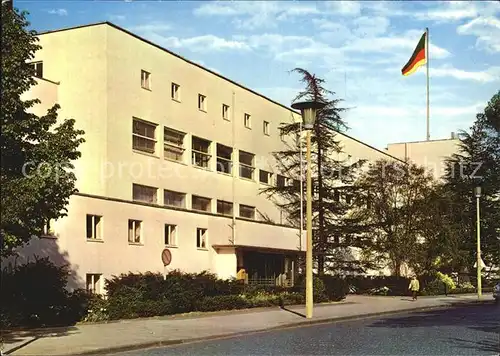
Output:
212 244 303 287
212 244 305 255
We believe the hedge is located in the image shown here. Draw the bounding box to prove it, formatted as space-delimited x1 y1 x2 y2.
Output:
9 259 493 328
0 257 89 328
96 271 348 321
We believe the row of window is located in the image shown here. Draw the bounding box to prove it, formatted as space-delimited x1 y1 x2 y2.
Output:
86 213 208 249
133 118 299 185
28 63 274 137
133 183 257 218
140 70 272 134
85 222 207 295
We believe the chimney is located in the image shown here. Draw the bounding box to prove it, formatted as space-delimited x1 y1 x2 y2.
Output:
451 132 456 139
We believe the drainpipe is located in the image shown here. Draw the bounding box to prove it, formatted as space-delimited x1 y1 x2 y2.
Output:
231 90 236 245
299 120 304 252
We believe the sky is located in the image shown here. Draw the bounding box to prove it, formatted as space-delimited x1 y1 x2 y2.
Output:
16 0 500 149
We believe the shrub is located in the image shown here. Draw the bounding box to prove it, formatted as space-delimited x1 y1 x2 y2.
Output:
422 278 446 295
280 291 305 305
293 276 329 302
458 281 475 290
344 275 410 296
82 294 109 323
196 295 250 312
319 275 348 301
436 272 456 290
0 257 89 328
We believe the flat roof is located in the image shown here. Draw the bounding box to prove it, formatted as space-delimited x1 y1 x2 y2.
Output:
37 21 402 162
387 137 460 146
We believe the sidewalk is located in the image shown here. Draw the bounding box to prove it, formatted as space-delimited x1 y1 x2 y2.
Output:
2 293 492 356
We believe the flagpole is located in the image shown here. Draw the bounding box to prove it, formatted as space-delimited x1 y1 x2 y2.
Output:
426 27 430 141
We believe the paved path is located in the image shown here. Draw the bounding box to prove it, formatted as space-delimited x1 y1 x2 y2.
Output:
1 294 493 356
118 302 500 356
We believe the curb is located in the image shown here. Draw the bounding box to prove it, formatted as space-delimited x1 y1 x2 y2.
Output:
10 299 492 356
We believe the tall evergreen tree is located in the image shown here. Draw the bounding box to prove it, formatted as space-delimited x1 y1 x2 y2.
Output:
351 159 436 276
261 68 367 275
441 91 500 271
1 4 85 255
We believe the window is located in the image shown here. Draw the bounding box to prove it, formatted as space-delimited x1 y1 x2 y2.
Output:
164 224 177 246
141 70 151 90
128 219 142 244
345 194 352 205
42 219 54 236
133 118 157 154
196 228 207 249
164 190 186 208
263 121 270 135
132 184 157 204
198 94 206 111
192 195 211 212
164 127 185 161
222 104 230 120
86 274 102 294
86 215 102 240
192 136 211 169
333 190 340 202
244 113 251 128
171 83 180 101
30 61 43 78
239 205 255 219
259 170 272 185
216 144 232 174
276 174 286 187
279 128 286 141
239 151 255 180
217 200 233 216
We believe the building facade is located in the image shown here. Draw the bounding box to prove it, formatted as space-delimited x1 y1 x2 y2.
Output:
386 135 461 180
8 22 427 292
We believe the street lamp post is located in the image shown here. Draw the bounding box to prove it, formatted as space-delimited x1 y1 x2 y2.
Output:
474 186 482 299
291 100 326 319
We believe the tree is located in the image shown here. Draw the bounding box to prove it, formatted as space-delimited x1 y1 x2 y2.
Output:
351 159 436 276
1 4 85 255
441 91 500 271
261 68 367 275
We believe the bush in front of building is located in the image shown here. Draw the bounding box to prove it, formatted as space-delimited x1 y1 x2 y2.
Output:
100 271 349 321
318 275 349 301
344 275 411 296
196 295 250 312
0 257 89 328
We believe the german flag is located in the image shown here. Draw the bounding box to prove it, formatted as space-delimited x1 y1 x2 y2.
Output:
401 32 427 76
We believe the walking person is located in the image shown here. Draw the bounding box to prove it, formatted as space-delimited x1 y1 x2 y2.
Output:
409 275 420 301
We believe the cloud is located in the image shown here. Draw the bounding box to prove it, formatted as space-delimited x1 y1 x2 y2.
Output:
352 16 391 37
159 35 251 52
362 1 409 17
457 16 500 52
323 1 361 16
424 65 500 82
47 8 67 16
130 23 172 33
193 1 320 30
415 2 478 22
343 31 451 59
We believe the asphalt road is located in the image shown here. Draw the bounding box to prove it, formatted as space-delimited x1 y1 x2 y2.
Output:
117 302 500 356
